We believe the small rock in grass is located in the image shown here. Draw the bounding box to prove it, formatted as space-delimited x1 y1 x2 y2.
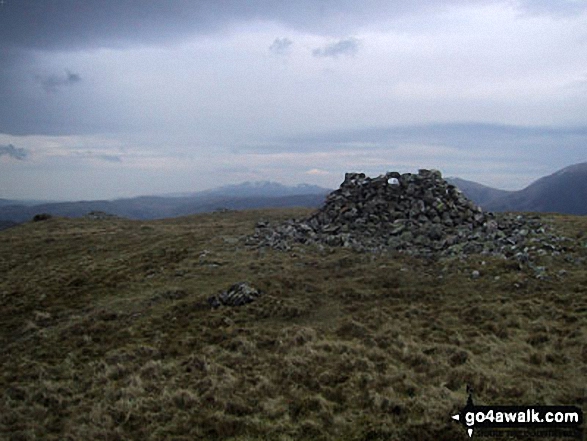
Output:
208 282 262 308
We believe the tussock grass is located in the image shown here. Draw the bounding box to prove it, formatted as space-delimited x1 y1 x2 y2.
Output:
1 209 586 440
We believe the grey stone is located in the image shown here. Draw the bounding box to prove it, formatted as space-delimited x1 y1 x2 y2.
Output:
209 282 262 307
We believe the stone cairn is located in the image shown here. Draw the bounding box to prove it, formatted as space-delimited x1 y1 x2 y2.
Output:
248 169 568 263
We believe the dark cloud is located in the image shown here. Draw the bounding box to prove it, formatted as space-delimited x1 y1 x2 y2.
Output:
312 37 359 58
0 144 28 160
35 69 81 93
0 1 583 55
0 1 500 53
0 1 584 139
269 37 293 55
0 1 308 51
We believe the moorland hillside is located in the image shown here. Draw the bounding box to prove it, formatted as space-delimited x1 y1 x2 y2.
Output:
1 205 586 440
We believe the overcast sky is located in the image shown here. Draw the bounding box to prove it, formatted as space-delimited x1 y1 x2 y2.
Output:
1 0 586 200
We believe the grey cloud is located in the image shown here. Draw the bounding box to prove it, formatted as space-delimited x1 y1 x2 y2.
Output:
94 154 122 163
518 0 587 17
0 1 499 53
0 1 582 54
288 123 587 146
0 1 584 140
0 144 28 160
269 37 293 55
237 123 587 188
35 69 81 93
0 1 299 51
72 151 122 163
312 38 360 58
566 73 587 89
242 123 587 157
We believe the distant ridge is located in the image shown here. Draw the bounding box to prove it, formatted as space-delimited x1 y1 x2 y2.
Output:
198 181 329 198
0 198 56 207
2 163 586 227
0 182 331 224
483 162 587 215
160 181 329 199
445 177 512 206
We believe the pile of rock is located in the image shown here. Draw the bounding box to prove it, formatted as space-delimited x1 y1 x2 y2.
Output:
248 170 568 260
208 282 262 308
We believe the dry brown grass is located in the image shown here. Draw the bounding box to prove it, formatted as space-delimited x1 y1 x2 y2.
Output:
0 209 586 440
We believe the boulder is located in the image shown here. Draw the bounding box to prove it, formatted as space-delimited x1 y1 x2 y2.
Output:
208 282 262 308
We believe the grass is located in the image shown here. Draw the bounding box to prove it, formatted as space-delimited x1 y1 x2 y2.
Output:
0 208 586 440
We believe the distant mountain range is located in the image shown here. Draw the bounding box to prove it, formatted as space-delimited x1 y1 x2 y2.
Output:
444 178 512 206
160 181 328 199
1 162 585 231
483 162 587 215
0 181 331 229
447 162 587 215
0 198 59 207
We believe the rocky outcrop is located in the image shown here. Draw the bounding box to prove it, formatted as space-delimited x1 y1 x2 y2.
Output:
32 213 53 222
248 170 568 261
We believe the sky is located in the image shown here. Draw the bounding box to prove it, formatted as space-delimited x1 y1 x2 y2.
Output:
1 0 586 201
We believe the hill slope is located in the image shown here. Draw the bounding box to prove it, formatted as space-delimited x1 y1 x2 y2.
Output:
485 162 587 214
445 177 511 206
1 209 585 440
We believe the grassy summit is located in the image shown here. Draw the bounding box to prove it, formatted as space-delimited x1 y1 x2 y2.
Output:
1 209 586 440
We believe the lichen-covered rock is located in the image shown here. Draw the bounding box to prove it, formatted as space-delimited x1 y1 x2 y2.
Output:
208 282 262 308
247 169 569 261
